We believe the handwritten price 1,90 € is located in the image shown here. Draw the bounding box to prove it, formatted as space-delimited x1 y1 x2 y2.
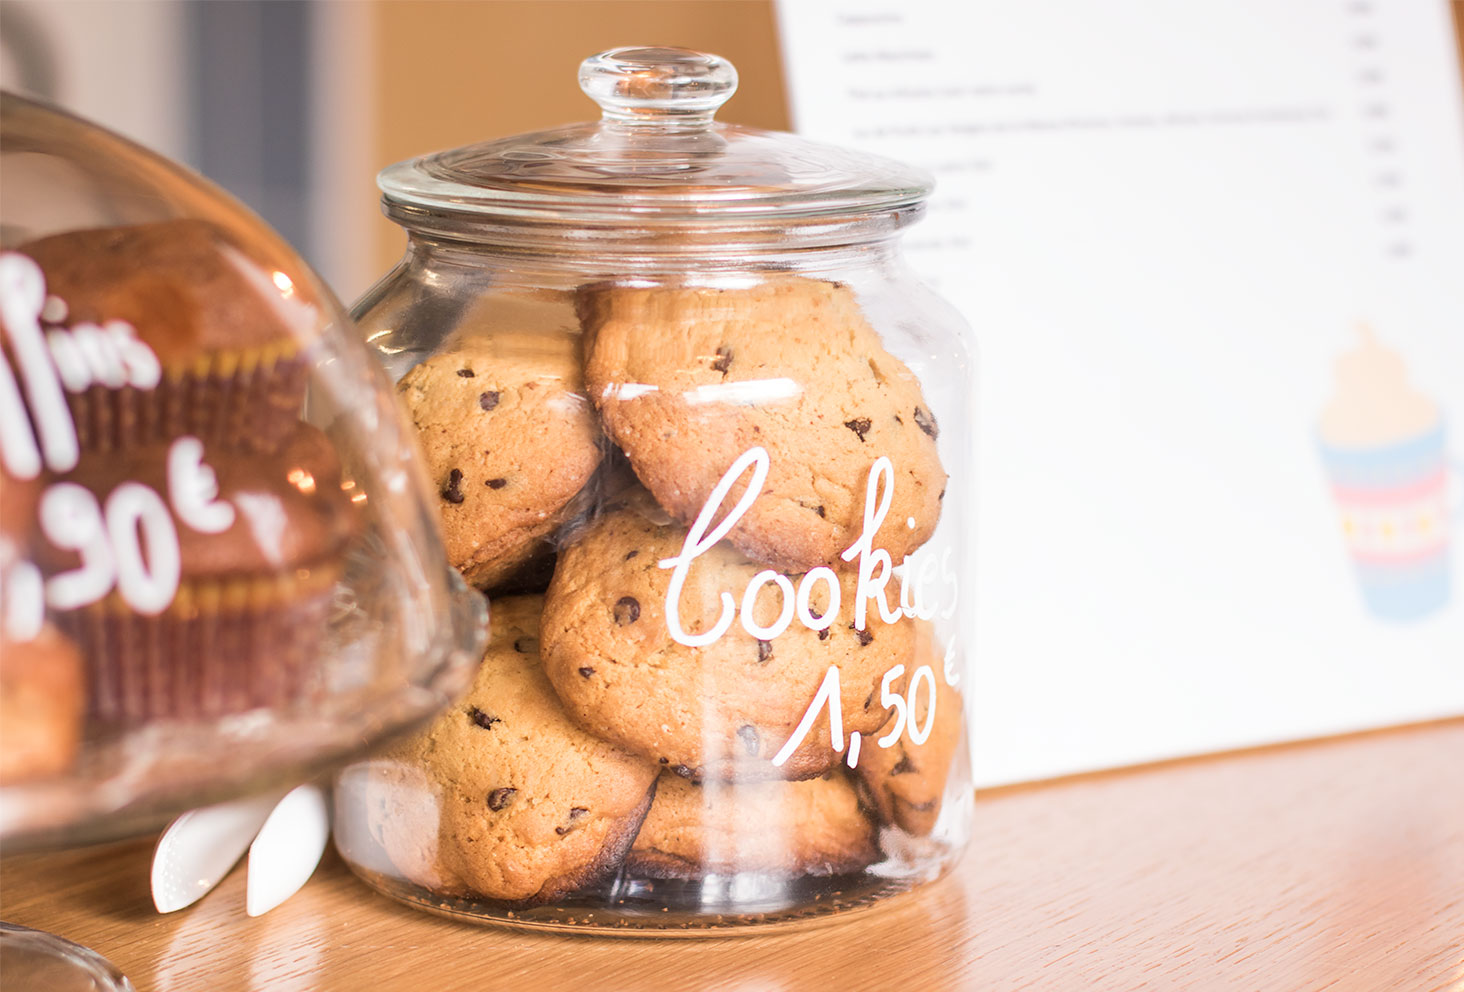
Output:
39 438 234 616
0 251 235 632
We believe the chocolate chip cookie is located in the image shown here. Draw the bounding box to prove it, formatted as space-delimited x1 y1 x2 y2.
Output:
854 622 965 836
397 328 601 590
578 276 945 573
363 595 659 905
540 487 914 782
627 771 879 879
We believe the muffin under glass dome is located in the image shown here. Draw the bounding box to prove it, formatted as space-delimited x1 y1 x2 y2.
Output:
0 93 486 848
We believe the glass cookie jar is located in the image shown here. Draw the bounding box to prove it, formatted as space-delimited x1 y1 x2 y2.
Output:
335 47 976 932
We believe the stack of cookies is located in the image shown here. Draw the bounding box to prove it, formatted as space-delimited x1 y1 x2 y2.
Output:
369 274 965 907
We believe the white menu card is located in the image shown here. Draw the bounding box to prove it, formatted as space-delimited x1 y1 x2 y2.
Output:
777 0 1464 785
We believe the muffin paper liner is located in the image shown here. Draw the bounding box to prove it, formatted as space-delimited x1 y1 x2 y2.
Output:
66 346 308 454
58 566 337 724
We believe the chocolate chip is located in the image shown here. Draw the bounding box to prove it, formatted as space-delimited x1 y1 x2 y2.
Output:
815 504 826 518
671 763 696 780
891 755 915 775
864 689 876 710
457 368 475 378
479 390 500 411
938 487 946 501
659 757 669 765
513 637 537 654
578 666 595 678
485 477 508 489
851 624 874 646
914 406 939 439
555 807 589 835
487 787 517 810
613 596 641 625
624 550 640 561
738 725 760 756
467 706 500 729
817 628 830 641
756 640 773 663
844 417 872 442
441 468 465 504
712 346 733 374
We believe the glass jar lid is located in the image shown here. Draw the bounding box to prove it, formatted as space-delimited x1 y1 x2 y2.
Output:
377 47 932 233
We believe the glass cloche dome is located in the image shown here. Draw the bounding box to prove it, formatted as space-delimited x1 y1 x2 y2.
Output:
0 92 487 848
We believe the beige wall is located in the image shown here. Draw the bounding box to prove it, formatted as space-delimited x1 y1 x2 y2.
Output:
1457 1 1464 86
367 0 788 275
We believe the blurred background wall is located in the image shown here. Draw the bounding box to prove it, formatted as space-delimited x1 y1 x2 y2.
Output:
3 0 1462 302
3 0 1462 784
3 0 1462 304
0 0 796 302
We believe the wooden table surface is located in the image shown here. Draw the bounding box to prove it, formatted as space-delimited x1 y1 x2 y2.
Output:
2 719 1461 992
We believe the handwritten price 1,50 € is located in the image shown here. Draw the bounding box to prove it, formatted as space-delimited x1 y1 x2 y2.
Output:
773 648 953 771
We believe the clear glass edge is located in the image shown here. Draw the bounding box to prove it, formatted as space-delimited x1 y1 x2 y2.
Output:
0 573 488 851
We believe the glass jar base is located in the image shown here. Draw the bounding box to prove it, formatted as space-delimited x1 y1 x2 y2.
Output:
0 923 135 991
347 862 923 936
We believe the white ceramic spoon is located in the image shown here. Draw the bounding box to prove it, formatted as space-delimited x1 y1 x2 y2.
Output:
244 783 330 917
150 783 330 917
151 789 286 913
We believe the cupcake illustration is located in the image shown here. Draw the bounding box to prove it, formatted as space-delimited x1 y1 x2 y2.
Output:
1315 327 1454 622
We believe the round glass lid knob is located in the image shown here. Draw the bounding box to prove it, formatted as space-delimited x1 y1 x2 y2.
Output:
578 47 738 125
